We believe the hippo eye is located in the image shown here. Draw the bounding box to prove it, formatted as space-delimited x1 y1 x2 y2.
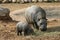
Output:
38 19 40 21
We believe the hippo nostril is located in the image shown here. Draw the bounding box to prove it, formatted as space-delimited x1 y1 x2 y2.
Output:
40 23 43 25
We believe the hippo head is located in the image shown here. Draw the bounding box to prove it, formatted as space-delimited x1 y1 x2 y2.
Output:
35 8 47 31
37 18 47 31
34 11 47 31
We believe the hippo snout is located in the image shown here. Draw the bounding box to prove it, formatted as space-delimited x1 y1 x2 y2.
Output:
40 27 47 31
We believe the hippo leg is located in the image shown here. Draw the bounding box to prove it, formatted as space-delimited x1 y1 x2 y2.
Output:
24 29 28 36
17 31 19 36
33 21 39 30
17 31 22 36
19 31 22 35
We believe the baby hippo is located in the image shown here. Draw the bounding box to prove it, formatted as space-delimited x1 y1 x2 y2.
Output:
16 21 34 36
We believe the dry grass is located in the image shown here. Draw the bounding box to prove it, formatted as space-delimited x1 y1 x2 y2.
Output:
0 3 60 40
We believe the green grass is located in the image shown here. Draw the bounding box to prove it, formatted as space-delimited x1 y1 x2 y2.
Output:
32 30 60 36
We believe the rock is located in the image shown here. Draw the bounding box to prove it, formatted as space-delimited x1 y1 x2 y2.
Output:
0 7 12 20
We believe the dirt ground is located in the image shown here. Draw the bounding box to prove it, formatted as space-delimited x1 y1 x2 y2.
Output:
0 3 60 40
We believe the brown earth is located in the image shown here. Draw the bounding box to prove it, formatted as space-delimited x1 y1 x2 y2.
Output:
0 3 60 40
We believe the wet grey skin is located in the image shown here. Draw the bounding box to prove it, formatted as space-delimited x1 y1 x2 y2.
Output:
16 22 34 36
25 5 47 31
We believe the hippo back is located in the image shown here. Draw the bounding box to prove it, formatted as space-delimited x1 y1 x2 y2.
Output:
25 5 46 24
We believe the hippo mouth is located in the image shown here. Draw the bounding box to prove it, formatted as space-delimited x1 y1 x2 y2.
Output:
39 26 47 31
39 21 47 31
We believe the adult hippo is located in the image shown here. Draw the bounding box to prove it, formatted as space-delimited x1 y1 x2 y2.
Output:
25 5 47 31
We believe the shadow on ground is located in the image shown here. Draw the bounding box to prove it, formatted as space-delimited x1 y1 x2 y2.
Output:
47 26 60 32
